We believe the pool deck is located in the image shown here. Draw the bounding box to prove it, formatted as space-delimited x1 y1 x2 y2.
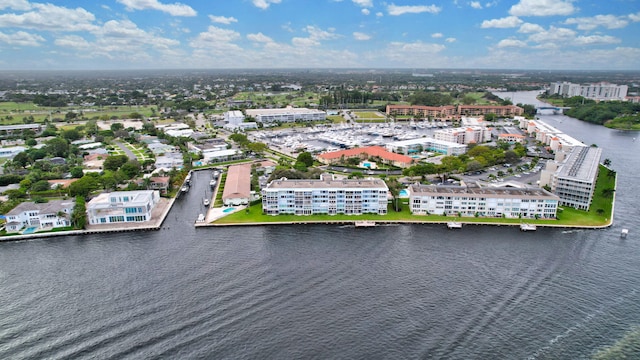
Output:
195 205 246 227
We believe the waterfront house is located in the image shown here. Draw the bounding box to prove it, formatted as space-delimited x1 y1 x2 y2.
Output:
87 190 160 225
5 199 75 233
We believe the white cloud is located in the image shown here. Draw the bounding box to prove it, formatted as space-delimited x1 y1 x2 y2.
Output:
116 0 196 16
431 32 443 38
497 38 528 48
376 12 384 17
518 22 544 33
251 0 282 10
353 32 371 40
629 12 640 22
481 16 523 28
527 26 575 43
97 19 180 51
291 25 340 47
54 34 91 49
509 0 576 17
190 25 241 48
361 8 370 15
352 0 372 7
208 15 238 25
574 35 620 46
387 4 441 16
0 30 43 46
446 37 456 43
0 3 98 32
470 1 482 9
0 0 31 11
564 15 629 31
247 32 273 43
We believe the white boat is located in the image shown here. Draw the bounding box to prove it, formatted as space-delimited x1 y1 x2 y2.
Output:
203 198 210 207
447 222 462 229
181 185 189 193
196 213 205 222
355 220 376 227
520 223 537 231
621 228 629 238
210 179 217 188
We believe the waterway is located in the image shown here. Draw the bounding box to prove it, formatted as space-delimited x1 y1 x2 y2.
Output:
1 91 639 359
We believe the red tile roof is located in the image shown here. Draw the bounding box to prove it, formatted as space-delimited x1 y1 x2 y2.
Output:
317 146 413 165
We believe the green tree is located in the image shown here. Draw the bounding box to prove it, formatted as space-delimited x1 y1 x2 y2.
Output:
103 155 129 171
45 137 69 157
70 166 84 178
296 151 314 168
68 175 99 197
120 160 141 179
110 122 125 132
61 128 82 141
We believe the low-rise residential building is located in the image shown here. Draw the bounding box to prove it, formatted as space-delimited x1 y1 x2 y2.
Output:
154 153 184 171
409 184 559 219
222 164 252 206
539 146 602 211
457 105 524 117
5 199 75 233
498 133 526 143
386 104 457 119
434 126 491 145
0 146 27 158
520 120 584 152
87 190 160 225
245 106 326 123
262 173 389 216
385 138 467 156
317 146 415 168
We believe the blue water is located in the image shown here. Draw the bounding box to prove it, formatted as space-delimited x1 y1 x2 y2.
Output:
399 189 409 197
223 207 235 213
22 227 37 234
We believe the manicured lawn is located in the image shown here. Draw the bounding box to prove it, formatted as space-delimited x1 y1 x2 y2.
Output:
214 166 616 228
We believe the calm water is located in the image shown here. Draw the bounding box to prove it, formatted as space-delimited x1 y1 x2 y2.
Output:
1 92 640 359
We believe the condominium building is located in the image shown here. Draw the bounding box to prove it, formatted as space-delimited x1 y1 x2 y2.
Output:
520 120 584 152
262 174 389 216
539 146 602 211
386 105 457 119
385 105 523 119
224 110 245 126
87 190 160 225
317 146 415 168
433 126 491 145
385 138 467 156
549 81 628 101
409 184 559 219
245 106 326 123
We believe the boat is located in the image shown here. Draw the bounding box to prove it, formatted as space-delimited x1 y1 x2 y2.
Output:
209 179 217 188
355 220 376 227
621 228 629 238
203 198 210 207
196 213 205 222
181 185 189 193
520 223 537 231
447 222 462 229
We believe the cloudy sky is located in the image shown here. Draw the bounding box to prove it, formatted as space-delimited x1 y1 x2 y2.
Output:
0 0 639 70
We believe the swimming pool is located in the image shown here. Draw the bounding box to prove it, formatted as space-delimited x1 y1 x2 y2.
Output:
399 189 409 197
223 207 235 213
23 226 37 234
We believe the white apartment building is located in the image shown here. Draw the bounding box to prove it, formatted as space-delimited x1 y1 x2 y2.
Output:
549 81 628 101
87 190 160 225
433 126 491 145
224 110 245 126
539 146 602 211
520 120 584 152
262 174 389 216
409 184 559 219
5 199 75 233
385 138 467 156
245 106 326 123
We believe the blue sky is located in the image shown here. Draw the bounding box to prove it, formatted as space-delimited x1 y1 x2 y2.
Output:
0 0 639 70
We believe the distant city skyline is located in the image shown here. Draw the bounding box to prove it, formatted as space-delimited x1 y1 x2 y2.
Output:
0 0 639 71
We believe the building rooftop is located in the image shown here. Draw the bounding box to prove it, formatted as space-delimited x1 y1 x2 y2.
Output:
266 176 388 190
557 146 602 182
410 184 559 199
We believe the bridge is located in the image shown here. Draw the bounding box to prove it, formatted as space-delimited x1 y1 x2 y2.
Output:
536 106 571 115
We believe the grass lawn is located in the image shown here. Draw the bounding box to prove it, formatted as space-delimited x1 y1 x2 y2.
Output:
352 111 384 119
214 166 616 228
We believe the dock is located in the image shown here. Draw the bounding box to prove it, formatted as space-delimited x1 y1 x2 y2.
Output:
447 222 462 229
355 220 376 227
520 223 537 231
